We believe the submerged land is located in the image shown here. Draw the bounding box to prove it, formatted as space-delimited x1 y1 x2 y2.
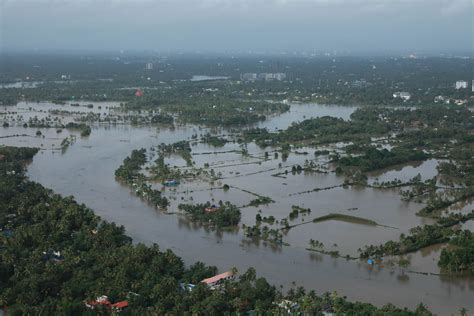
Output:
0 53 473 314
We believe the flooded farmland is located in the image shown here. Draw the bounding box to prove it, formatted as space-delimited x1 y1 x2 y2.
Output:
1 101 473 314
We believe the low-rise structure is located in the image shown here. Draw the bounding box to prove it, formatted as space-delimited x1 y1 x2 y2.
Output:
85 295 111 309
393 91 411 101
205 205 220 213
201 271 235 288
85 295 129 311
241 73 286 82
163 179 180 186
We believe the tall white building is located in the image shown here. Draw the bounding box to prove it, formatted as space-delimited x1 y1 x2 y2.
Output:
145 63 153 70
455 80 468 89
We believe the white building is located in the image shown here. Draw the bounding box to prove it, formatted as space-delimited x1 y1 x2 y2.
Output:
274 73 287 81
242 73 286 82
241 73 258 81
145 63 153 70
393 92 411 101
455 80 468 89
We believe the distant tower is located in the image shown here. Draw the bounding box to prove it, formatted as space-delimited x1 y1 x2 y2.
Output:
145 63 153 70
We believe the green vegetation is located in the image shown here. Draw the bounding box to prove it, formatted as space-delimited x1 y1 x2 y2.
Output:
178 201 241 228
243 114 389 147
335 146 429 173
0 145 436 314
158 141 193 167
245 196 274 208
244 224 284 245
439 230 474 275
202 133 228 147
313 213 378 226
359 212 474 262
115 148 169 209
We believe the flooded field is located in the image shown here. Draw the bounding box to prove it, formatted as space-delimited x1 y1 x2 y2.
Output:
1 102 473 314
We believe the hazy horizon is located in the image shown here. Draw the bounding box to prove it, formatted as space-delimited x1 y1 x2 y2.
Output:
1 0 473 54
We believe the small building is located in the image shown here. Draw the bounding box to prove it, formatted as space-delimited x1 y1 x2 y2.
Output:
276 300 300 314
42 250 64 262
241 73 258 81
163 179 180 186
453 99 467 106
0 155 5 161
135 89 143 97
85 296 128 311
204 205 220 213
179 283 196 292
273 73 287 81
111 301 129 312
393 92 411 101
145 62 153 70
85 295 111 309
201 271 235 288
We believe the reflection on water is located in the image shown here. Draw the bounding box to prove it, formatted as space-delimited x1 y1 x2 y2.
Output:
1 102 473 314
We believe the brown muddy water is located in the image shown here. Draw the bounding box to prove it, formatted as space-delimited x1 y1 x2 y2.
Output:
1 102 473 314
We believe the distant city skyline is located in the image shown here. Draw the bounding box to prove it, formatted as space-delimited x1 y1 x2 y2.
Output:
1 0 472 53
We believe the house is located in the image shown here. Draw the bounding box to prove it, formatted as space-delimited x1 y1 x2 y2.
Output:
42 250 64 262
276 300 300 314
85 296 128 311
393 92 411 101
0 155 5 161
111 301 129 312
204 205 220 213
453 99 467 106
434 95 449 104
85 295 111 309
201 271 235 288
163 179 180 186
179 283 196 292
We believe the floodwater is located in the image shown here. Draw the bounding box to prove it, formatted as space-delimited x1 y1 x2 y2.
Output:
256 102 356 130
1 102 473 314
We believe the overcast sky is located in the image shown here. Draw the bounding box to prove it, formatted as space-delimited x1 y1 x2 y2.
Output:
1 0 472 53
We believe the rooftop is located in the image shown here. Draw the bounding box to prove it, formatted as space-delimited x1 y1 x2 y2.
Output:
201 271 234 285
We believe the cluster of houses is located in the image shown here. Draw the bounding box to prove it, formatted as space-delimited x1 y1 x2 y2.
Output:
180 271 236 293
82 272 336 314
434 95 467 105
85 295 129 312
204 205 220 213
240 73 287 82
392 91 411 101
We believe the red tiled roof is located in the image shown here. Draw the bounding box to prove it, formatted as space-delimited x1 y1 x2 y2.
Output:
205 207 220 213
85 295 111 308
201 271 233 285
112 301 129 309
